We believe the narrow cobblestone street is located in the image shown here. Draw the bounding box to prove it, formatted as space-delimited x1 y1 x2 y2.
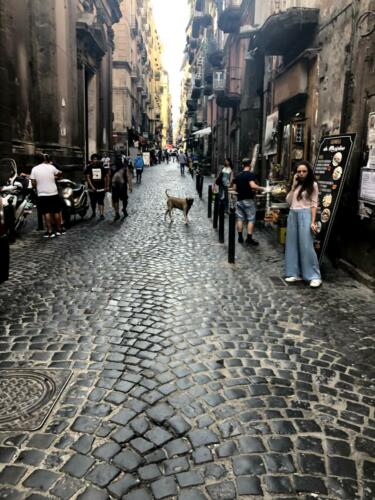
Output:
0 163 374 499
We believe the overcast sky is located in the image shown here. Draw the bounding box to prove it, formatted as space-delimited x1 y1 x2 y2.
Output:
150 0 189 135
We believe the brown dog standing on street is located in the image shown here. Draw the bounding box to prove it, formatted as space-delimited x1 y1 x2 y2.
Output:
165 190 194 224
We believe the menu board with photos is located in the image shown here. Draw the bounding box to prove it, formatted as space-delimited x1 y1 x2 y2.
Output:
313 134 356 262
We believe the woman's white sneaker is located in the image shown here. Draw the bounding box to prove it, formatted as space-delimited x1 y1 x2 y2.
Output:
310 279 322 288
285 277 303 283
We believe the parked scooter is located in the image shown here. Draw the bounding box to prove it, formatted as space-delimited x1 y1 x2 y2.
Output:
0 158 34 240
57 178 89 227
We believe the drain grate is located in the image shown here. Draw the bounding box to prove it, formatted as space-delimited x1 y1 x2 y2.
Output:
0 369 72 431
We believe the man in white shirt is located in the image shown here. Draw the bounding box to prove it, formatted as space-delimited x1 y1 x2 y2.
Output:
30 154 63 238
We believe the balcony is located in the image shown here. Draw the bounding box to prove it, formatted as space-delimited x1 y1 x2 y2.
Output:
195 0 204 11
155 71 161 81
257 7 319 56
130 16 138 37
136 77 145 91
191 85 202 99
187 99 198 112
215 67 241 108
131 68 139 80
203 85 213 96
206 39 224 69
218 0 242 34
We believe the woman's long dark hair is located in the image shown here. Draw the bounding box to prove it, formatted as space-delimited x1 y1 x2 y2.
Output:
295 160 316 200
224 158 233 169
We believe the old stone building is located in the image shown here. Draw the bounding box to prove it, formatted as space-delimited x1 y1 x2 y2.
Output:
0 0 121 171
179 0 375 281
112 0 172 154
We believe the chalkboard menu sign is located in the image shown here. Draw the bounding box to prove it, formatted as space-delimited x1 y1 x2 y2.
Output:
313 134 356 262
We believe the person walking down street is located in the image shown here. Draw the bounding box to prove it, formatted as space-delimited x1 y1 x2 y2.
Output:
215 158 234 211
178 150 187 176
284 161 322 288
30 154 63 239
232 158 267 246
85 153 109 220
111 155 132 221
134 153 145 184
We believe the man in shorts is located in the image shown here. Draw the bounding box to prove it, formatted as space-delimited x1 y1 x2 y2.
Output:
85 154 109 220
30 154 63 239
232 158 266 246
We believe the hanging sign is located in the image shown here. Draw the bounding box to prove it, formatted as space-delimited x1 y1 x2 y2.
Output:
313 134 356 262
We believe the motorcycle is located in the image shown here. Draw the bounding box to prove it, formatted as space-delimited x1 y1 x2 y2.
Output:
0 158 34 240
57 178 89 227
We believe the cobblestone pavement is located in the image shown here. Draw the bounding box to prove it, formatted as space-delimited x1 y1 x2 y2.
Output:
0 162 374 499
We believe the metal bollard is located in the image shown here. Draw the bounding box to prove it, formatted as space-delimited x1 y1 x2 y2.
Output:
218 199 225 243
208 185 213 218
213 193 219 229
195 173 199 193
198 174 204 199
228 207 236 263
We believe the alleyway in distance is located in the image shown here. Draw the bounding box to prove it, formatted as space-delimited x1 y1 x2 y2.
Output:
0 163 374 499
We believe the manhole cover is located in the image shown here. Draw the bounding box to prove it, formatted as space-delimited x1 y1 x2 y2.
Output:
0 369 72 431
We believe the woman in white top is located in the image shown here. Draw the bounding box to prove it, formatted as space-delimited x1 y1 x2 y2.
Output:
284 161 322 288
215 158 234 211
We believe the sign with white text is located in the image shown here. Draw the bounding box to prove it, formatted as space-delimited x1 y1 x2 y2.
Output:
313 134 356 262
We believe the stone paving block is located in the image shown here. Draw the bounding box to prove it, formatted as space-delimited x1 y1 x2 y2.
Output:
164 456 190 475
124 488 153 500
93 442 121 460
151 476 178 499
0 447 17 463
233 455 266 476
27 434 56 450
50 476 83 500
178 488 208 500
236 476 263 496
188 430 219 448
71 435 95 454
62 453 95 479
177 470 205 487
110 409 136 426
113 449 143 472
138 464 161 481
77 487 109 500
16 449 45 466
206 480 237 499
107 473 139 497
85 463 120 487
294 475 327 494
22 469 60 491
0 465 27 485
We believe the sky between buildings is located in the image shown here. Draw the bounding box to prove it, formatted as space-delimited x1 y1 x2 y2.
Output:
150 0 189 138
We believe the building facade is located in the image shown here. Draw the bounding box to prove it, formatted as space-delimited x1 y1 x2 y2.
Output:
112 0 172 154
0 0 122 171
179 0 375 281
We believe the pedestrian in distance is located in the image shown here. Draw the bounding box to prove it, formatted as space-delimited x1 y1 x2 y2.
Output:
215 158 234 212
284 161 322 288
232 158 267 246
111 155 132 221
134 152 145 184
85 153 109 220
29 153 64 239
178 150 187 176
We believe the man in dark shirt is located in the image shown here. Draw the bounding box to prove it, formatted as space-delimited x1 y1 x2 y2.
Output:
233 158 266 245
85 154 109 220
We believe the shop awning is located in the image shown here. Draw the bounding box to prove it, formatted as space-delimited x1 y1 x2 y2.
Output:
192 127 212 137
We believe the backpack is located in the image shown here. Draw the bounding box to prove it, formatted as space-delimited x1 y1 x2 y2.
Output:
135 157 143 169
